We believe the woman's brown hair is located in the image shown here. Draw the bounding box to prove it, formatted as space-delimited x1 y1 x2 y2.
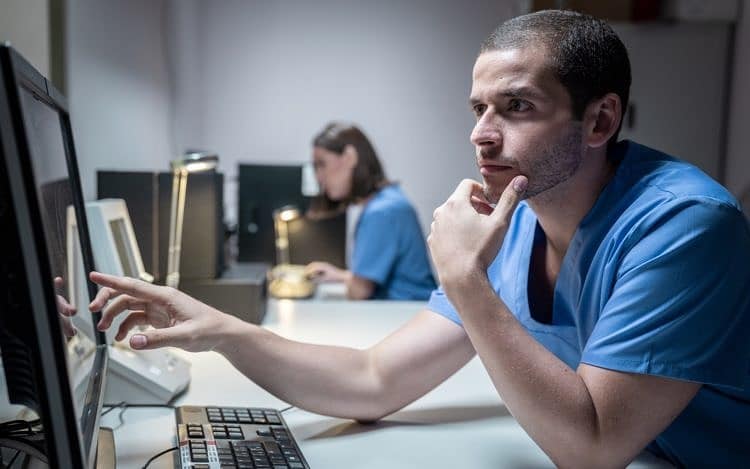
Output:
308 122 390 217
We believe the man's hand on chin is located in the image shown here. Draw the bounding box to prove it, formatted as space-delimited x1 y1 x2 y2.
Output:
428 176 527 299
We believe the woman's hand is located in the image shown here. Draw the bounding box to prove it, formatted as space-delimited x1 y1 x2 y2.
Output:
305 261 349 283
88 271 228 352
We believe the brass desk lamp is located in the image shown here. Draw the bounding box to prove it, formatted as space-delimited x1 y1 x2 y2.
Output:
165 151 219 289
268 205 315 299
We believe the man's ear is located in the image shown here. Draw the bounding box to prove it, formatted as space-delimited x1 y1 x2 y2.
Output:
584 93 621 149
342 144 359 169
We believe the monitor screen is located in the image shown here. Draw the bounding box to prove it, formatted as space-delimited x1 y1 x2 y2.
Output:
70 199 152 345
19 78 101 434
0 45 106 467
109 218 139 278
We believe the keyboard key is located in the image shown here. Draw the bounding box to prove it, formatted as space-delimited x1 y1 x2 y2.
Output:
178 406 308 468
263 441 282 456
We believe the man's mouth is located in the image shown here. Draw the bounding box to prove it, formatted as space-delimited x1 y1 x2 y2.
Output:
479 164 514 176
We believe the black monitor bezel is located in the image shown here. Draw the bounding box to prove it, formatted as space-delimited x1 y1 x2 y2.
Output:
0 43 107 468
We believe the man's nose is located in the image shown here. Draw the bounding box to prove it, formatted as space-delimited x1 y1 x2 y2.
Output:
470 112 501 147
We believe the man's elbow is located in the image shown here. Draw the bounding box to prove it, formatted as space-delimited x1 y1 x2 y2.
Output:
547 440 639 469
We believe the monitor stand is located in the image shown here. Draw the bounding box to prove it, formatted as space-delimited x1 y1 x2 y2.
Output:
105 343 191 405
95 427 115 469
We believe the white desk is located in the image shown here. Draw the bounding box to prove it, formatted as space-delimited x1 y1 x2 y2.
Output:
105 297 672 468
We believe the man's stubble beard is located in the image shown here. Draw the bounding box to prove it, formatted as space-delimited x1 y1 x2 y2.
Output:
483 123 584 204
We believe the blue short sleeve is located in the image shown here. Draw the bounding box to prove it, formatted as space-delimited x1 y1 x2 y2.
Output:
581 200 750 388
426 286 462 325
349 186 435 300
352 207 402 284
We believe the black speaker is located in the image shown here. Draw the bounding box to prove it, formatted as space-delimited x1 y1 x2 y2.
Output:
180 262 268 325
97 170 224 283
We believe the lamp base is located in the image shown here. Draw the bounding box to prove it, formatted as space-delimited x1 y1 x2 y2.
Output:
268 264 316 299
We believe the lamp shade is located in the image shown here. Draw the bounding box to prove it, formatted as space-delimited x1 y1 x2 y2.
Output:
172 151 219 173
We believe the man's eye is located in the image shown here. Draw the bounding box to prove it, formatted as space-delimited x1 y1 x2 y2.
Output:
508 99 532 112
472 104 487 118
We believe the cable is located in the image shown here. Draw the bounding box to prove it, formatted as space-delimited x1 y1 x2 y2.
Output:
279 405 295 414
101 402 176 430
100 402 127 416
6 449 21 467
142 446 178 469
0 419 42 437
102 403 176 410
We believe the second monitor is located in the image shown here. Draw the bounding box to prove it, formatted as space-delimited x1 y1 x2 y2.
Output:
238 163 346 268
72 199 191 404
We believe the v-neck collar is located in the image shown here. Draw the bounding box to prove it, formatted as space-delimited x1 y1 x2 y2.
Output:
517 141 630 329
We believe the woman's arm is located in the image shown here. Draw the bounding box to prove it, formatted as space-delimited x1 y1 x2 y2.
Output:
305 261 376 299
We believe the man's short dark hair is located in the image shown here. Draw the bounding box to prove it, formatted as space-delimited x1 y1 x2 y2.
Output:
481 9 631 148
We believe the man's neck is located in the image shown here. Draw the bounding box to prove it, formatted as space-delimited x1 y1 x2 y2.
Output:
527 148 615 260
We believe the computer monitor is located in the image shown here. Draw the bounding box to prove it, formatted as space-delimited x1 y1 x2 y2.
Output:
0 44 107 467
237 164 311 264
69 198 190 404
287 213 346 268
67 199 151 341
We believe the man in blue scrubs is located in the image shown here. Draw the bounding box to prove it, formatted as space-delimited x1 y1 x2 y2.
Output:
90 10 749 467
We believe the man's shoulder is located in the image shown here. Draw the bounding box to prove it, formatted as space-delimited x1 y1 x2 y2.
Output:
618 141 740 210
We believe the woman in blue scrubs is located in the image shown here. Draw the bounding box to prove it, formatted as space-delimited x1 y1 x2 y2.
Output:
304 122 436 300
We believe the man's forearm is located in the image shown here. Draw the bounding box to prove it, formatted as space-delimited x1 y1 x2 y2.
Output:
444 276 613 468
212 314 385 420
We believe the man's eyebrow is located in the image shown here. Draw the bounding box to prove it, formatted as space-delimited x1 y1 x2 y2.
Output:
469 86 547 106
502 86 546 99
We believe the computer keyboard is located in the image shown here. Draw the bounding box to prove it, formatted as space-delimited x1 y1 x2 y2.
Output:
175 405 310 469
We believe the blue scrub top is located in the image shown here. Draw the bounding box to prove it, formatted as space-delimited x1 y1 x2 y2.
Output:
352 185 436 300
427 141 750 466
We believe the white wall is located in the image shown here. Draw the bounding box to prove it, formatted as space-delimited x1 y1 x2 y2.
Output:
66 0 173 200
167 0 520 230
62 0 746 227
0 0 49 76
614 22 730 179
726 1 750 204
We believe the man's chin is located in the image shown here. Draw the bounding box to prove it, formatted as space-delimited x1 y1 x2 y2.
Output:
482 186 502 205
